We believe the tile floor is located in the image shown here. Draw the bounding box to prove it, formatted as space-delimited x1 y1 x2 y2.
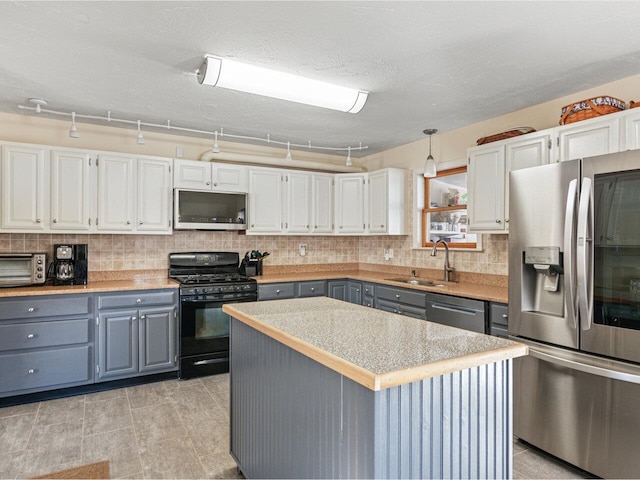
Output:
0 374 593 480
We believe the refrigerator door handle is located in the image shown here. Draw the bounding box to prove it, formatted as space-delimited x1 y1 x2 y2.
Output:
527 346 640 385
563 179 578 330
576 177 593 330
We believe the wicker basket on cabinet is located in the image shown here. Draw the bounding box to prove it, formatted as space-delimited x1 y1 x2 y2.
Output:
559 96 625 125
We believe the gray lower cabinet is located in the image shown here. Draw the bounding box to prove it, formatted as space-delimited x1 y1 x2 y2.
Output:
490 302 509 337
259 281 327 300
327 280 362 304
0 294 93 398
96 289 177 381
362 282 375 307
375 285 427 320
425 291 487 333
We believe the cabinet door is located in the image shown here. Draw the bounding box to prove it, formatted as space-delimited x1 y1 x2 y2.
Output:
335 174 366 234
173 159 212 190
139 307 176 373
347 281 363 304
1 144 46 230
625 109 640 151
467 145 506 231
286 171 311 233
504 133 551 228
212 163 248 192
137 157 171 232
368 170 388 233
327 281 348 301
558 116 620 162
248 168 283 233
97 154 135 231
97 310 139 380
50 150 92 231
311 173 334 233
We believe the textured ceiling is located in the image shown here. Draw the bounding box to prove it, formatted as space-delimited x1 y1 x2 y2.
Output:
2 1 640 157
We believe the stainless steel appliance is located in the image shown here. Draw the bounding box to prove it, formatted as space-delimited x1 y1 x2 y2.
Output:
0 253 46 287
169 252 257 379
173 189 247 230
509 151 640 479
52 244 88 286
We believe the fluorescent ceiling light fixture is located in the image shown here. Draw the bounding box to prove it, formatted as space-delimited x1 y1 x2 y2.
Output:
197 55 368 114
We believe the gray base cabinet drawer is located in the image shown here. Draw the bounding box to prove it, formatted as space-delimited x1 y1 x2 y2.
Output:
0 295 91 320
376 298 426 320
425 292 486 333
296 281 326 297
490 302 509 337
0 318 90 352
98 290 177 310
258 283 295 300
0 345 92 395
376 285 426 308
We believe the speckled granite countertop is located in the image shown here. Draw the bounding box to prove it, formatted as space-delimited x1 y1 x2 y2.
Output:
0 278 179 298
255 270 508 303
224 297 527 391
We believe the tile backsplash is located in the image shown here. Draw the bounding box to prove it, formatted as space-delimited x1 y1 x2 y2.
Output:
0 232 508 276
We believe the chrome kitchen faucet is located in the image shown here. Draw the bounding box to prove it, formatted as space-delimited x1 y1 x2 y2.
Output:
431 239 454 282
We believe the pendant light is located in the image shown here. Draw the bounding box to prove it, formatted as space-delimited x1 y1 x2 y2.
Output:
136 120 145 145
346 146 352 166
212 131 220 153
285 142 292 161
69 112 79 138
423 128 438 178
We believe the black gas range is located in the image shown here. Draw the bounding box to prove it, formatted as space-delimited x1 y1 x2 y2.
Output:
169 252 257 379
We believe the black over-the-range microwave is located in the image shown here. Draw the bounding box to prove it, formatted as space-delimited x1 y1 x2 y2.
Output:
173 189 247 230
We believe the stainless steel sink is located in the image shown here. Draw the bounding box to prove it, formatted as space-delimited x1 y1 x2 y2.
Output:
386 278 445 287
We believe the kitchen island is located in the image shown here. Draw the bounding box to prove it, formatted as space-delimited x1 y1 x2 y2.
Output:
223 297 527 479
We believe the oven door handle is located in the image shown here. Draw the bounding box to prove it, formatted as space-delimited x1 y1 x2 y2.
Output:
192 358 228 366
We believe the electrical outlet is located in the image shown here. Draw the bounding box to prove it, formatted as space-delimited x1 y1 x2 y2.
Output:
299 244 307 256
384 247 394 261
176 145 184 158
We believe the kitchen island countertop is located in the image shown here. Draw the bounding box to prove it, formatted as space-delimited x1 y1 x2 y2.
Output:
224 296 526 391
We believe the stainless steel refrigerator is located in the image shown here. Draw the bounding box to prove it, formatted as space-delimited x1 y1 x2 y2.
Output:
509 150 640 479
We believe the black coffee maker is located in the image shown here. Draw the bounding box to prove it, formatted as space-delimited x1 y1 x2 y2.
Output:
53 244 88 285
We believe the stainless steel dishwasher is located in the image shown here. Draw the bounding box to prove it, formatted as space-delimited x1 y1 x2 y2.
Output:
425 292 487 333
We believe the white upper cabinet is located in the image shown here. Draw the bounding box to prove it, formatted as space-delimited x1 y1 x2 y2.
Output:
311 173 334 234
50 149 93 231
468 132 551 233
173 159 212 190
468 144 506 232
557 115 620 162
335 173 367 234
212 163 248 192
174 159 248 193
285 171 311 234
97 154 136 231
1 144 47 230
248 167 283 233
137 157 172 233
625 108 640 151
368 168 406 235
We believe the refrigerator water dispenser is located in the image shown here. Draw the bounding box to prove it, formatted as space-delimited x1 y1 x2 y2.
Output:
522 246 564 316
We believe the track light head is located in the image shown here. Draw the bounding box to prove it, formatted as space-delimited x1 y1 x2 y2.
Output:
136 120 145 145
69 112 79 138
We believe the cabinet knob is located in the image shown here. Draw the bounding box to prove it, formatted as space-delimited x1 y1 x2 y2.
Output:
395 294 400 299
356 289 360 293
27 333 34 339
131 316 137 321
28 369 35 375
36 219 41 223
310 287 315 292
496 219 502 223
126 220 131 225
140 315 146 320
502 314 509 318
206 181 211 186
251 224 255 228
139 221 144 225
28 307 34 313
136 298 141 303
505 218 509 223
276 289 280 294
380 224 384 228
213 182 218 187
53 219 58 223
314 225 318 229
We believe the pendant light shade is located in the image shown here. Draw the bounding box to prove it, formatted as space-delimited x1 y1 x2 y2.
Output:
197 55 368 114
423 129 438 178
